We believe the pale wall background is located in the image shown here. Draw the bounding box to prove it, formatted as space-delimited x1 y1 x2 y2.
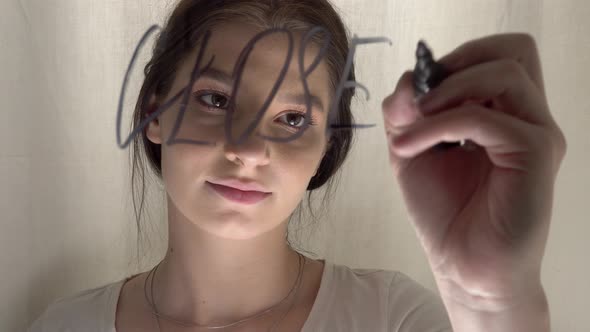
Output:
2 0 589 331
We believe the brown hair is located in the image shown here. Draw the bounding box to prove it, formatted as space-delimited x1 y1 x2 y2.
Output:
128 0 357 265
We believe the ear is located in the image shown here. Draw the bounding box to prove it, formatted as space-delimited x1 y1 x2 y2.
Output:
144 94 163 145
322 136 332 158
316 138 331 172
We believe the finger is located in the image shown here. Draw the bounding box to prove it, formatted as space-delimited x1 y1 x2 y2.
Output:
382 70 424 176
392 104 546 170
382 70 423 131
437 33 546 98
417 58 552 126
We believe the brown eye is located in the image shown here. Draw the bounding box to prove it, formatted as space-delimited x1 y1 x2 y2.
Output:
277 112 317 130
281 113 305 127
197 92 230 110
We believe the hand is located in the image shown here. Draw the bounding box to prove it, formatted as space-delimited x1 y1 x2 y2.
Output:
381 33 567 308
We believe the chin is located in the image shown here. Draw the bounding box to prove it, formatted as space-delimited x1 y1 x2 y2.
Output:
193 210 279 240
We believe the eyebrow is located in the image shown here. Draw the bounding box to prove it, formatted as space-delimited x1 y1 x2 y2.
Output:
197 67 325 112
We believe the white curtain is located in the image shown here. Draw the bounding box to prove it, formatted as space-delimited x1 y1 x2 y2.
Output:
2 0 589 331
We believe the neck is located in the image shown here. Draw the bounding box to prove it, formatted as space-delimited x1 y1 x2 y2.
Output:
148 202 305 326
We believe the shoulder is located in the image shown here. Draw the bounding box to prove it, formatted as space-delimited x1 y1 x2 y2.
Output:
387 271 453 331
328 262 452 331
331 263 443 309
321 263 395 322
27 279 126 332
331 262 398 295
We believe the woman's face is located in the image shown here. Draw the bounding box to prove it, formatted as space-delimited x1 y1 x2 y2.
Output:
146 22 332 239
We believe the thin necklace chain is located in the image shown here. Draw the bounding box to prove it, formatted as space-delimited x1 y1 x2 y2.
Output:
143 252 306 331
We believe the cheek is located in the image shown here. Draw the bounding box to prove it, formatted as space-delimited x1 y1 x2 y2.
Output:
271 151 320 210
160 143 215 193
273 143 325 181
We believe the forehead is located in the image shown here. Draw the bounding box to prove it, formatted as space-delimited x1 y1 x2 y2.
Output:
181 21 332 103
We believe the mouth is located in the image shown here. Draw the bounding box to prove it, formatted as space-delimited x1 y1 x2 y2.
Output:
207 177 271 193
206 181 272 205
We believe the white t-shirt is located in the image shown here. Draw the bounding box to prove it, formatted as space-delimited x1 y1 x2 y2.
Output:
27 260 453 331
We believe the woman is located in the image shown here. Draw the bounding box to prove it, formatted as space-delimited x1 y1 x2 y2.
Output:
28 0 566 331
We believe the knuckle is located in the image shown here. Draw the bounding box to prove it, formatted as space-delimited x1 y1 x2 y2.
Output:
560 131 567 154
515 33 537 49
554 128 568 159
532 128 565 164
534 129 554 150
510 33 539 64
503 32 537 50
381 94 394 110
500 58 523 72
498 58 526 78
383 71 414 110
544 121 568 161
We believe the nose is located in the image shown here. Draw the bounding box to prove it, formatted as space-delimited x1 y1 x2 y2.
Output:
223 120 271 168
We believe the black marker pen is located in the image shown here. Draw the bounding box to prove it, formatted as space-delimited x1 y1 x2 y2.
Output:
413 40 463 150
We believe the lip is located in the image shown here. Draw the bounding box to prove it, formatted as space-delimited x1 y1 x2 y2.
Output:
207 178 270 193
206 181 271 205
